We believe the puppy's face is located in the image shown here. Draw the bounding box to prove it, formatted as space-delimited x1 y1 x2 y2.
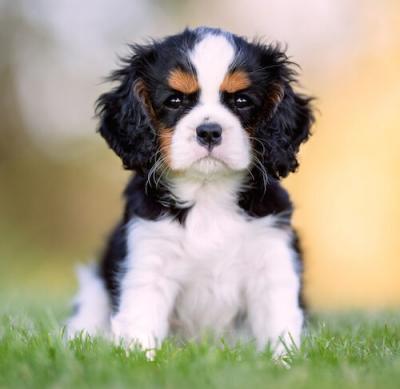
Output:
153 34 252 175
97 28 314 179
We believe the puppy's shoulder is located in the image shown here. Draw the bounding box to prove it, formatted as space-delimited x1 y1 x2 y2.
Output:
239 178 293 221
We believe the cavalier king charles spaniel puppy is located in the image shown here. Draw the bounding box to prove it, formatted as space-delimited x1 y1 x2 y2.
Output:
67 27 314 358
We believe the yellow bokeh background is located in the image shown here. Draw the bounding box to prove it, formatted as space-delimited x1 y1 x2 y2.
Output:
0 0 399 309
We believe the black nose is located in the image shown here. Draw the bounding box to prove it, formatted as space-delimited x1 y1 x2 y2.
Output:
196 123 222 149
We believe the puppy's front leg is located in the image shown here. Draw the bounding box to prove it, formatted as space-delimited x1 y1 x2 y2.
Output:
245 231 303 357
112 254 179 357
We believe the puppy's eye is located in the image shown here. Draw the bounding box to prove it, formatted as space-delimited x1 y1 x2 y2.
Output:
164 94 183 109
234 94 252 109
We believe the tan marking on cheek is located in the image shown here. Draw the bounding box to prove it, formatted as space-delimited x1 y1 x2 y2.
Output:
246 83 284 137
220 70 251 93
168 69 199 94
265 82 284 118
268 82 284 107
134 80 172 168
133 79 157 119
159 127 173 167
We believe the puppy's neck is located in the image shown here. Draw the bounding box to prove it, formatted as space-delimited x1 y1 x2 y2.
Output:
166 170 246 209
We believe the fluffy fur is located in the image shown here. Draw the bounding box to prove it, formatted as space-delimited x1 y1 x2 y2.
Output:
67 27 314 357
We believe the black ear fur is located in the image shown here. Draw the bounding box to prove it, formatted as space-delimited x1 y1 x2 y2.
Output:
256 82 314 179
96 46 157 173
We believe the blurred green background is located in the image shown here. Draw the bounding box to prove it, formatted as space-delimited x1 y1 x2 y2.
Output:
1 0 399 309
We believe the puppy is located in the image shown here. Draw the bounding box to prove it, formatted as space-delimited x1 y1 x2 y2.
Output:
67 27 314 357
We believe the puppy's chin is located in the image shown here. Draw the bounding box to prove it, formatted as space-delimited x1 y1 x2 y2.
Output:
190 156 228 176
169 157 249 183
168 139 252 179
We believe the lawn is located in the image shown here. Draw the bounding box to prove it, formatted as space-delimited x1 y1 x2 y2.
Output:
1 296 400 389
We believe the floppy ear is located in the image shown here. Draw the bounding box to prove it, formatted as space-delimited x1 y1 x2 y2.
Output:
256 83 314 179
96 47 157 173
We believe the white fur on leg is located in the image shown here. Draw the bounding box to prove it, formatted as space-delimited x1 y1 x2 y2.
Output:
111 219 181 357
244 225 303 357
66 264 111 339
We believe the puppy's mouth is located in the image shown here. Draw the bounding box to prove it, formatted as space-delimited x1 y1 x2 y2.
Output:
189 152 236 174
201 152 222 161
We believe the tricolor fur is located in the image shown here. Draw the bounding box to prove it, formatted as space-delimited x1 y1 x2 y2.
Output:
67 27 314 357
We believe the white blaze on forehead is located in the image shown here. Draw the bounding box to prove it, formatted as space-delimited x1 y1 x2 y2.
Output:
190 34 235 104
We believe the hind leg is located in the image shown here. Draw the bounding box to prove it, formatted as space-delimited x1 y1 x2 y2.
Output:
66 264 111 339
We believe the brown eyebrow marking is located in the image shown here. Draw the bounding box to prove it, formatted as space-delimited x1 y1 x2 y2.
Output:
220 70 251 93
168 69 199 94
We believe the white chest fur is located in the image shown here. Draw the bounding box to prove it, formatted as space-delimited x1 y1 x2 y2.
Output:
120 176 301 346
173 189 249 338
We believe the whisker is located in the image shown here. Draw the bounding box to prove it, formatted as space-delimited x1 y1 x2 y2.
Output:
248 135 266 156
146 153 168 192
246 167 255 184
155 161 169 188
251 153 269 195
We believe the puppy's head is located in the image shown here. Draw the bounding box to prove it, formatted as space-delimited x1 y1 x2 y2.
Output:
97 27 314 179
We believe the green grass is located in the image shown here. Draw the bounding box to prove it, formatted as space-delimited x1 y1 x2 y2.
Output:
1 298 400 389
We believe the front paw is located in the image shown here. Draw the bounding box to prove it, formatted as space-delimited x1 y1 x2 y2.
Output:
111 315 158 360
257 332 300 360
